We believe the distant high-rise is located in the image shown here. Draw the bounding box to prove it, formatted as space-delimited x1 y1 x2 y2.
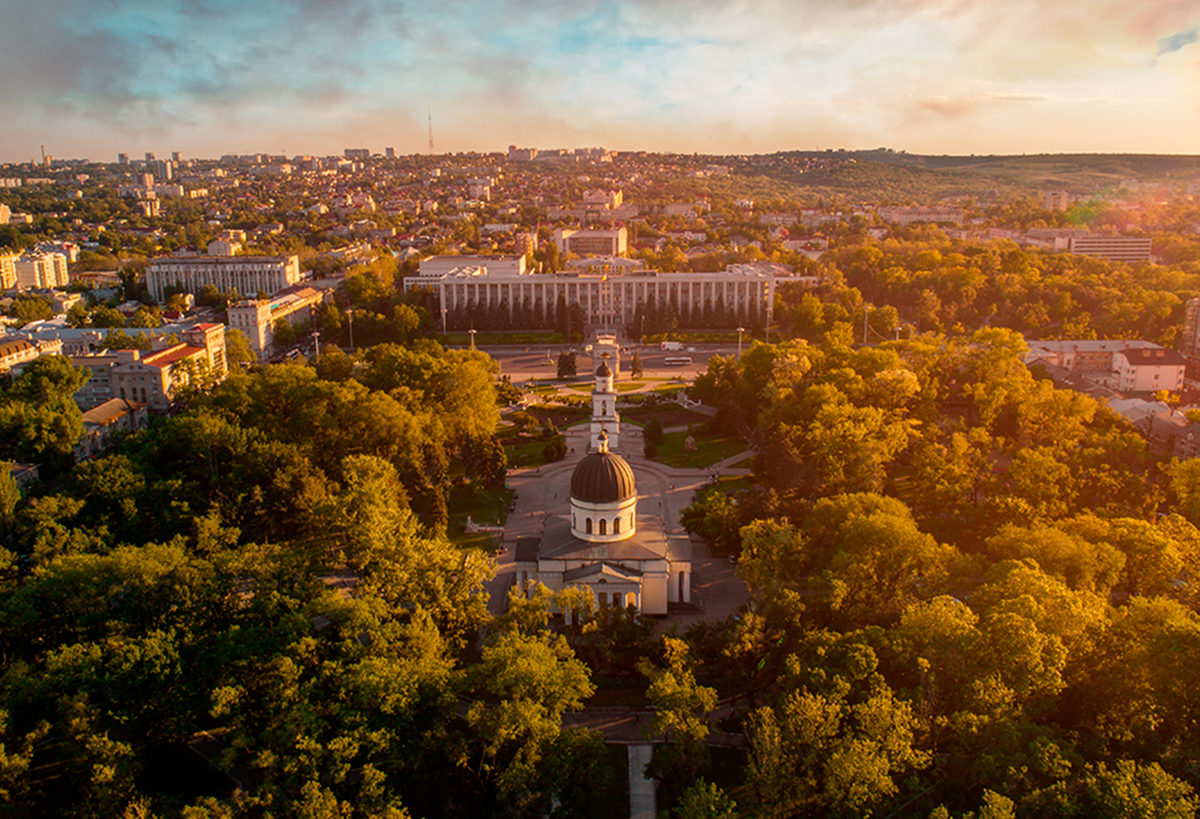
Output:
385 147 395 158
117 153 129 166
144 152 155 163
171 151 182 163
153 160 172 181
344 148 370 160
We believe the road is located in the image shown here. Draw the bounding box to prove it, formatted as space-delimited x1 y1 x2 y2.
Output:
469 343 741 382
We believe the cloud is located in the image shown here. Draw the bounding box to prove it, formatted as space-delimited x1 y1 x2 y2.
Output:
915 92 1048 119
1157 27 1199 55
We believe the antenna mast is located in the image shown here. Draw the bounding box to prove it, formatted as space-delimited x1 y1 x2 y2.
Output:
427 110 434 156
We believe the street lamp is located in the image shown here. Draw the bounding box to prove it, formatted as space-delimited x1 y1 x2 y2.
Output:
736 326 745 359
469 328 477 350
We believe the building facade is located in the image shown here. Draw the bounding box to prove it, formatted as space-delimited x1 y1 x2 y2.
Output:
1114 347 1185 393
1068 235 1153 263
146 254 301 302
227 286 328 358
512 431 691 616
72 323 227 411
405 256 780 330
0 251 16 288
14 251 69 290
555 227 628 257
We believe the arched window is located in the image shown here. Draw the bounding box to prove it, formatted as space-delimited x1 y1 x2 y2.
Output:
599 519 607 535
613 517 621 534
601 401 607 415
585 518 593 534
572 514 576 529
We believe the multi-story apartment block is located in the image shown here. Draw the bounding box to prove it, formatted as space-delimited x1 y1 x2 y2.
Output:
146 254 301 302
0 251 16 288
14 251 69 290
1068 234 1153 263
226 287 329 358
555 227 628 257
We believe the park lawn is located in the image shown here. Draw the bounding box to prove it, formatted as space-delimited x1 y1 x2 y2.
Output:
653 428 748 469
499 429 556 467
447 483 513 548
622 404 710 428
528 404 591 428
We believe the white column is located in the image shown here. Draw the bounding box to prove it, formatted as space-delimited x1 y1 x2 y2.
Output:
683 570 691 603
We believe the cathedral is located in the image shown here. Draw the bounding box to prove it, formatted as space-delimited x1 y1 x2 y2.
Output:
512 352 692 615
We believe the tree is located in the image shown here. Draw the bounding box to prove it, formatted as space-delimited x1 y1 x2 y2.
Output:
224 328 256 367
639 637 718 802
676 780 741 818
557 350 577 380
630 351 644 378
466 630 594 809
7 294 54 324
745 683 929 818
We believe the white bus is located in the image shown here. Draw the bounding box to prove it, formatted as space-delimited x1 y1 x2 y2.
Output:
664 356 693 366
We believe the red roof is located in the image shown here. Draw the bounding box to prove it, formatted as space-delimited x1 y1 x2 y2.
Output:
142 345 205 368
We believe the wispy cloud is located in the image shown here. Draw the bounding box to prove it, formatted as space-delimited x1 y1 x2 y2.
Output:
1157 27 1199 55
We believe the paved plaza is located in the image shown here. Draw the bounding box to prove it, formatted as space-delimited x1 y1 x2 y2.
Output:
487 417 752 626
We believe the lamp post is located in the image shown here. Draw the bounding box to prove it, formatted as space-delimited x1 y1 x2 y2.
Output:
441 306 447 336
736 326 745 359
469 328 477 350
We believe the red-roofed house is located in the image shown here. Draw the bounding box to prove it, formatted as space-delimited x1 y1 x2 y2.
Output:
1114 347 1186 393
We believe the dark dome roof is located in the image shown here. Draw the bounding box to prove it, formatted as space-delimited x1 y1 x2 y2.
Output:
571 450 636 503
595 360 612 377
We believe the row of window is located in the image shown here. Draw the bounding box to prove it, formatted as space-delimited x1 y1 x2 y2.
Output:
575 514 624 535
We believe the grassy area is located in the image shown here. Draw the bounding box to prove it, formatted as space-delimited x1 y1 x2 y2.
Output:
652 428 748 469
528 404 591 428
447 483 513 548
714 474 754 493
498 426 559 468
622 404 710 428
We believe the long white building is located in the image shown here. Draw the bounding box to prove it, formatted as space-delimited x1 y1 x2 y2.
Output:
146 254 301 302
404 255 782 329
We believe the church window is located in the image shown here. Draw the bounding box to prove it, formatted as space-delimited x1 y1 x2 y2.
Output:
586 518 593 534
599 519 607 535
613 517 621 534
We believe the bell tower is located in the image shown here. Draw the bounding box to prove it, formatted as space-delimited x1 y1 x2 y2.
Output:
590 355 619 450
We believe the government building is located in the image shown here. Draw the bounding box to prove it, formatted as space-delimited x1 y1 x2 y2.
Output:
404 254 785 329
146 254 302 302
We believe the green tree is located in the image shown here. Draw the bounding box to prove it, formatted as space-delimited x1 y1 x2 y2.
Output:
224 328 255 366
557 351 577 380
630 350 644 378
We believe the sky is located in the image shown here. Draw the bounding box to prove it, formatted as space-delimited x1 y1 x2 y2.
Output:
1 0 1198 162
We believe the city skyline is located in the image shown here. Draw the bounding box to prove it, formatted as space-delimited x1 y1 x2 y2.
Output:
2 0 1199 163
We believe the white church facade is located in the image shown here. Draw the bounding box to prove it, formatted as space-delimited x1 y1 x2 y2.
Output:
511 352 691 615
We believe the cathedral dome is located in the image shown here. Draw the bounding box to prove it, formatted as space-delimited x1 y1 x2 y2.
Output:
595 360 612 377
570 448 636 503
